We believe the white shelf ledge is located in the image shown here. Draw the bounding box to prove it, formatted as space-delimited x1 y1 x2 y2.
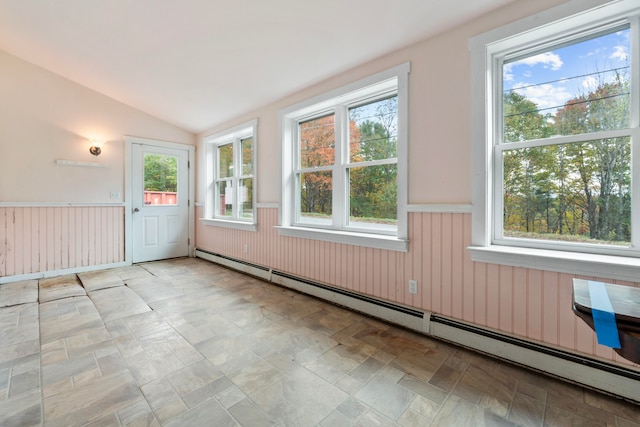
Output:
56 159 109 168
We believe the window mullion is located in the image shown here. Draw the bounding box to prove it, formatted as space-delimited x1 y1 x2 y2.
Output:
630 16 640 249
493 55 505 243
334 106 347 229
232 138 241 220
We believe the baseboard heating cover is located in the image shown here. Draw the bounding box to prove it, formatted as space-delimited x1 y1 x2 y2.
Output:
195 248 640 403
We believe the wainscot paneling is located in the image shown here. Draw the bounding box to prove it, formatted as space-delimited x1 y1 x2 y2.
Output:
0 205 124 278
196 207 639 368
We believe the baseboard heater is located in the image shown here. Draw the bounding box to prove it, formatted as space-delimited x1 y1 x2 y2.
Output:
195 248 640 403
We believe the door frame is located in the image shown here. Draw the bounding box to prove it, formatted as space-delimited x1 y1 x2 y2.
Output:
124 136 195 265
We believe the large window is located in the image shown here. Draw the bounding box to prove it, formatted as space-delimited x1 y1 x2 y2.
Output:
279 63 409 251
471 0 640 277
204 119 257 230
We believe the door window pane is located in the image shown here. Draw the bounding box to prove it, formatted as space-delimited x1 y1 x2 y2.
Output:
144 153 178 205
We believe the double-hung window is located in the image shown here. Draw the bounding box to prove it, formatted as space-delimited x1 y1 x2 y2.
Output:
204 119 257 231
279 63 409 251
470 0 640 279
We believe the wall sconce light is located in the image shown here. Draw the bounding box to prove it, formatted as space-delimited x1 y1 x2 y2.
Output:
89 139 106 156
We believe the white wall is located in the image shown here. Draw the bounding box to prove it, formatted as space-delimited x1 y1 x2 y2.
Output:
0 50 195 203
196 0 571 206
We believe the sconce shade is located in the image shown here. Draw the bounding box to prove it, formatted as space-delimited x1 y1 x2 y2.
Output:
89 139 105 156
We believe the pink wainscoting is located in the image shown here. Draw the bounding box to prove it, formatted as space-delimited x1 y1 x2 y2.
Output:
0 206 125 277
196 207 640 367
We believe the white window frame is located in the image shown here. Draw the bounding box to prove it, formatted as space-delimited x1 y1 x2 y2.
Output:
278 63 410 251
469 0 640 282
203 119 257 231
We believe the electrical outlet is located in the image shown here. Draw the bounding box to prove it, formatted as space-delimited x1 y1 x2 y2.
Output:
110 191 120 200
244 244 248 254
409 280 418 294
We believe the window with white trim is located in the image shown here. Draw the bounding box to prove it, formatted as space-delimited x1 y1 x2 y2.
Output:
470 0 640 274
279 63 409 251
203 119 257 230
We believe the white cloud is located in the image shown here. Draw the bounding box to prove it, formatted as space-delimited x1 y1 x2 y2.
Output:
512 52 563 70
582 76 597 91
513 82 572 112
503 64 514 82
610 45 628 61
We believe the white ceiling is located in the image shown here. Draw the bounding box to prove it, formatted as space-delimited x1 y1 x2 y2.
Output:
0 0 514 133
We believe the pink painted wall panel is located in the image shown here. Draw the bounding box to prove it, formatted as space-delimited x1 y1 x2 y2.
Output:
473 262 487 326
195 207 640 368
526 269 543 342
485 263 501 331
512 267 528 338
542 270 560 346
0 206 125 278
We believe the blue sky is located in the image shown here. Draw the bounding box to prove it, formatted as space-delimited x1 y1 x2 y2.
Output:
503 27 630 115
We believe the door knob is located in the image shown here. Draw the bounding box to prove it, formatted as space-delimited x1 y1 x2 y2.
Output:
133 207 140 213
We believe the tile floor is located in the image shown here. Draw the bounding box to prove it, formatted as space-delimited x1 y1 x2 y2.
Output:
0 257 639 426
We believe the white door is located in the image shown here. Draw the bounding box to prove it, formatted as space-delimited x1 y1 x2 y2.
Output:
132 143 190 263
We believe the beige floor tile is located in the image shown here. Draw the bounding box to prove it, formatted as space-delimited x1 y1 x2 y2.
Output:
583 389 640 423
0 303 39 348
3 258 637 426
458 363 518 403
228 398 276 427
0 279 38 307
112 265 155 281
398 408 433 426
354 375 416 421
162 396 238 427
39 275 86 303
181 376 235 409
125 349 186 385
41 352 98 386
249 367 349 426
228 358 283 395
216 384 247 409
544 404 602 427
0 388 42 427
318 409 354 427
166 359 223 396
398 374 449 404
390 347 448 382
125 277 183 303
117 398 157 425
88 286 151 322
409 394 441 419
355 410 398 427
432 395 515 426
348 356 386 382
77 269 124 292
44 370 143 427
508 392 545 427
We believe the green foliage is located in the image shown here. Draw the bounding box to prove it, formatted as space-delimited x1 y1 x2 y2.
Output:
502 76 631 244
299 97 399 225
144 154 177 192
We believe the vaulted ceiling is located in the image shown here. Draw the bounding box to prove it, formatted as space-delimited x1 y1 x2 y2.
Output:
0 0 514 133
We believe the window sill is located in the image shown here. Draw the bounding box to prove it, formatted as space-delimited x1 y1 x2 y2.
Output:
201 218 257 232
468 245 640 282
275 226 408 252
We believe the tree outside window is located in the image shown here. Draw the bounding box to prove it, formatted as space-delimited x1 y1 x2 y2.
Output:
498 26 632 249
